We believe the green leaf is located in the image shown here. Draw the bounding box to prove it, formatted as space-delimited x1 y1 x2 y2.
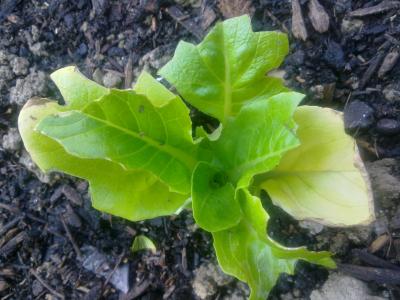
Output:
134 71 177 106
131 235 157 253
51 66 109 109
213 189 335 300
37 88 197 194
192 162 242 232
256 106 375 226
211 92 303 188
159 15 289 123
18 98 187 221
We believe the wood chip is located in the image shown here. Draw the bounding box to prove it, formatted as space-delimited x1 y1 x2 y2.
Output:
291 0 308 41
0 231 27 257
200 6 217 31
338 263 400 285
349 1 400 17
369 234 390 253
166 5 203 40
378 50 399 78
308 0 329 33
218 0 254 19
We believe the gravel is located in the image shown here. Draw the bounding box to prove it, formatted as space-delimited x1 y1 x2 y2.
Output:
9 70 47 106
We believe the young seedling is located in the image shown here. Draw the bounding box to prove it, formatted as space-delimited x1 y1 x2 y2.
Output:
19 16 374 299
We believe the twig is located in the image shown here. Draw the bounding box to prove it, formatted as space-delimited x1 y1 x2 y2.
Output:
103 251 125 288
30 269 65 300
60 215 82 259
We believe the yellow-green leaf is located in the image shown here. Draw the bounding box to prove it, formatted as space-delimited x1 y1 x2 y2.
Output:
256 106 374 226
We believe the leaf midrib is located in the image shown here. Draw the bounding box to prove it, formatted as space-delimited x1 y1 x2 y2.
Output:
80 112 197 169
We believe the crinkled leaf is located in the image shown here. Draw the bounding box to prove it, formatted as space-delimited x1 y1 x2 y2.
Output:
37 88 197 194
213 189 335 300
192 162 242 232
256 106 374 226
18 98 187 221
211 92 303 188
159 15 289 122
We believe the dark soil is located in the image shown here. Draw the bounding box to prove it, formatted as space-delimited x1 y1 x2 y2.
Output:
1 0 400 299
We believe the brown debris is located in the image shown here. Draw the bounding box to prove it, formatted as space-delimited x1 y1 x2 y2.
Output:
378 50 400 78
369 234 390 253
30 269 65 300
291 0 308 41
166 5 203 40
349 1 400 17
218 0 254 19
200 6 217 31
124 55 133 89
0 231 27 257
308 0 330 33
359 41 391 89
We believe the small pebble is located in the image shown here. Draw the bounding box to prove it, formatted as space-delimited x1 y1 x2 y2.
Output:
324 41 345 69
344 100 375 132
102 71 122 88
376 118 400 135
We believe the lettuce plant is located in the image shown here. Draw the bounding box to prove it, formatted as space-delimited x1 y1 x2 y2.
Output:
18 16 374 299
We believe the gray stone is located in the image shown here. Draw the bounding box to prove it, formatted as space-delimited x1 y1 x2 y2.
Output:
92 68 104 85
310 272 385 300
192 262 233 299
102 71 122 88
29 42 48 56
344 100 375 132
11 57 29 75
0 65 14 81
329 233 349 255
137 44 174 77
0 50 9 65
19 150 52 183
383 84 400 101
10 70 47 106
2 128 21 151
376 118 400 135
299 220 324 235
341 18 363 34
366 158 400 209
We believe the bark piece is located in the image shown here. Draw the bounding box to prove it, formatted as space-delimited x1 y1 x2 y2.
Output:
291 0 308 41
378 50 399 78
308 0 330 33
349 1 400 17
218 0 254 18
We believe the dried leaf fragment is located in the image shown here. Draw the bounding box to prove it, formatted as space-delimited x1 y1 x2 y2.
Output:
308 0 330 33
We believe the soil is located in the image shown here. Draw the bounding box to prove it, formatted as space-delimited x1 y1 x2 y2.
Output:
1 0 400 299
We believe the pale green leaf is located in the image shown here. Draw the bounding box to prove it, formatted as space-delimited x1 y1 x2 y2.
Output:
37 89 197 194
159 15 289 123
18 98 187 221
211 92 303 188
50 66 109 109
213 189 335 300
192 162 242 232
131 235 157 253
134 71 177 107
256 106 375 226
